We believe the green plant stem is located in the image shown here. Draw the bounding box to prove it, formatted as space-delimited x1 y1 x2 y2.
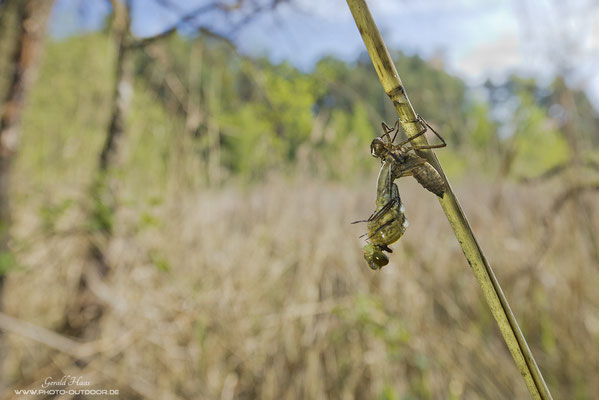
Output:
346 1 553 399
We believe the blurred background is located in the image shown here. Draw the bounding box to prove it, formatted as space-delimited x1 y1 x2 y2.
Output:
0 0 598 398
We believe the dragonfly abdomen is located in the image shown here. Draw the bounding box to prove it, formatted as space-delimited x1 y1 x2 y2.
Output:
366 197 408 247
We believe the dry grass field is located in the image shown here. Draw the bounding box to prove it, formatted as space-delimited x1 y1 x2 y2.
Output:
1 171 598 399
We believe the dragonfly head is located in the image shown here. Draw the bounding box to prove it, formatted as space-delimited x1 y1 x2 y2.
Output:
370 137 387 159
363 243 389 270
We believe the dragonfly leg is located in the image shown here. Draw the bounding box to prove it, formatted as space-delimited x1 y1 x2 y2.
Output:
408 117 446 150
395 115 447 150
381 244 393 253
351 196 396 225
396 116 427 147
380 121 395 143
390 119 400 143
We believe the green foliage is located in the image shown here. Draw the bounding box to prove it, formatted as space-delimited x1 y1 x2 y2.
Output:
150 251 170 272
88 174 114 234
89 194 114 234
486 74 599 178
393 52 469 146
0 250 18 275
123 79 179 196
13 31 599 191
222 104 284 178
139 211 162 229
221 61 320 178
18 33 113 189
512 91 570 177
377 384 399 400
469 101 497 150
341 294 411 352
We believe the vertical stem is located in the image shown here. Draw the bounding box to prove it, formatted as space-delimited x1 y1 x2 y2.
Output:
63 0 132 338
206 69 221 185
99 0 132 171
346 1 553 399
184 40 204 187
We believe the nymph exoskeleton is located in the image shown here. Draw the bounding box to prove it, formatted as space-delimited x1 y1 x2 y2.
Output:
371 115 446 198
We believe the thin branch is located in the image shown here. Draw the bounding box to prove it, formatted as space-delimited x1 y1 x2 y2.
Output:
129 2 221 48
198 26 235 48
518 161 569 183
0 312 98 358
519 158 599 184
153 0 184 14
140 45 190 114
131 26 177 48
129 0 286 49
346 1 553 399
226 0 290 38
549 182 599 213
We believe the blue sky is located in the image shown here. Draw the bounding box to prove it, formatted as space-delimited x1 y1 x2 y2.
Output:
49 0 599 106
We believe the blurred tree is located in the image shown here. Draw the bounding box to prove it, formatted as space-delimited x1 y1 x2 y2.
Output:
64 0 134 338
0 0 54 289
393 52 471 147
64 0 296 339
0 0 54 388
512 0 599 168
511 88 570 177
98 0 132 173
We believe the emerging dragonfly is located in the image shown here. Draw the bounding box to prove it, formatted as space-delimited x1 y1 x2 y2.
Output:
371 115 446 198
353 161 408 270
353 116 447 270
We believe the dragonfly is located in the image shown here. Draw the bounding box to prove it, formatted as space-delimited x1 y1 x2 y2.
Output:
371 115 446 198
353 160 408 270
353 115 447 270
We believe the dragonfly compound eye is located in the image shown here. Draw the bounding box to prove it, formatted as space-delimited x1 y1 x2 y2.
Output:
363 244 389 270
370 138 385 158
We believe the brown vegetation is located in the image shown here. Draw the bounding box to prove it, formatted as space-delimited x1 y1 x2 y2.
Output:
1 173 597 399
